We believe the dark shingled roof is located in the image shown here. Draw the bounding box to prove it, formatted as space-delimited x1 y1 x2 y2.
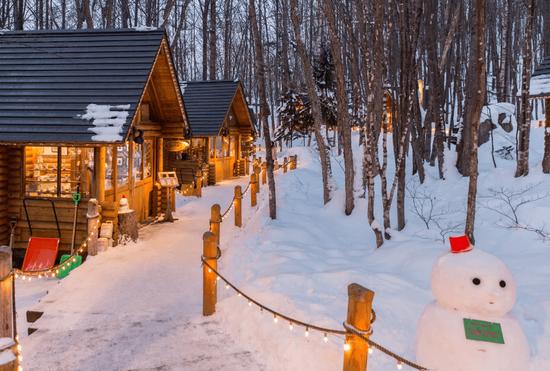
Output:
182 80 241 136
0 28 165 144
533 56 550 78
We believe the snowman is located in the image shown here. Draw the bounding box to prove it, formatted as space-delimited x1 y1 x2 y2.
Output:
415 235 530 371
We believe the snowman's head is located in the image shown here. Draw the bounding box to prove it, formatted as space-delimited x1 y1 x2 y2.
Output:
431 236 517 317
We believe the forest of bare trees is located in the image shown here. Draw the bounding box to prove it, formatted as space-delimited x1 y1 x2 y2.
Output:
1 0 548 244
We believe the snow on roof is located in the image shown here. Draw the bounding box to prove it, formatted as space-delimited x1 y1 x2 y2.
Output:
80 104 131 142
529 74 550 97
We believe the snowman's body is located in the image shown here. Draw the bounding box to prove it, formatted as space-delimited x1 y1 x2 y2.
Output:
417 304 529 371
416 245 530 371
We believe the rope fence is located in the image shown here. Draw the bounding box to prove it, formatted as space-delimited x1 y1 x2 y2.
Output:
202 153 428 371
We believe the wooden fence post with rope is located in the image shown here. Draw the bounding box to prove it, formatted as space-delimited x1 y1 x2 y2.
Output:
202 232 218 316
261 162 267 184
343 283 375 371
210 204 221 246
234 186 242 228
195 169 203 197
254 166 261 193
0 246 18 371
283 157 288 173
291 155 298 170
250 173 257 207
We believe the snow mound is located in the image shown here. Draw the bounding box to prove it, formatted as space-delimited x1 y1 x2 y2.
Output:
80 104 131 142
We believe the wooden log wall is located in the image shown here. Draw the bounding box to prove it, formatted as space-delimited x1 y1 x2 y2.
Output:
7 148 23 249
0 147 8 246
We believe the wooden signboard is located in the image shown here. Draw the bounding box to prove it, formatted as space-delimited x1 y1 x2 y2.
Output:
463 318 505 344
158 171 179 188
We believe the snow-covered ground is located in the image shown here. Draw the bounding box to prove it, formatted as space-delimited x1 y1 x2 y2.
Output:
18 127 550 370
18 177 268 370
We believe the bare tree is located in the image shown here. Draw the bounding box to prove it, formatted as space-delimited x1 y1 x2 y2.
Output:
321 0 354 215
464 0 487 244
249 0 276 219
515 0 535 177
289 0 333 205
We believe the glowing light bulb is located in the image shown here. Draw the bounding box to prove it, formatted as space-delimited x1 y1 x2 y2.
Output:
248 301 252 307
323 333 328 343
14 274 18 279
237 293 242 297
216 276 220 281
289 323 293 331
396 362 403 370
343 343 351 352
225 284 230 290
273 315 278 323
305 328 309 337
38 274 42 279
208 268 212 273
368 348 374 355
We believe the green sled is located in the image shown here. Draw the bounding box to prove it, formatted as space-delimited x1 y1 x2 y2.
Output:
57 255 83 279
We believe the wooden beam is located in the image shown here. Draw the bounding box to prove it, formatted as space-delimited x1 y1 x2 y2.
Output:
94 147 106 202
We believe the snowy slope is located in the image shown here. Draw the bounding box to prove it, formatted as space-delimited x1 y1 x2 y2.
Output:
215 129 550 370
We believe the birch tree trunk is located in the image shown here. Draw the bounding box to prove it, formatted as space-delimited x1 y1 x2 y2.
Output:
249 0 277 219
322 0 355 215
289 0 333 205
515 0 535 178
465 0 487 244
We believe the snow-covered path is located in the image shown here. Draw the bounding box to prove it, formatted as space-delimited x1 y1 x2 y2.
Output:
19 177 267 371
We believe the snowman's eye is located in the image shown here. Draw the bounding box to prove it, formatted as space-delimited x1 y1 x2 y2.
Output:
472 278 481 285
499 280 506 288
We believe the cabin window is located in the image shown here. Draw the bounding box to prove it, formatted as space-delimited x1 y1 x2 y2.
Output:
25 146 94 198
143 140 153 178
216 136 224 158
133 142 143 181
117 144 129 186
223 136 230 157
105 147 114 190
132 140 153 181
230 136 236 158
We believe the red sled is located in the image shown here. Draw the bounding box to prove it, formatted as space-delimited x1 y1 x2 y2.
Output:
22 237 60 272
22 198 62 272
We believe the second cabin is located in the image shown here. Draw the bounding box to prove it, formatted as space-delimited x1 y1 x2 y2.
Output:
175 80 256 189
0 29 188 256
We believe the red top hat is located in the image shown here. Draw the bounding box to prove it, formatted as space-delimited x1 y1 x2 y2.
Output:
449 235 473 254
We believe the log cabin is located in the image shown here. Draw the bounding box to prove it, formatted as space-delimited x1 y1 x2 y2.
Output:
179 80 256 186
530 57 550 128
0 29 188 257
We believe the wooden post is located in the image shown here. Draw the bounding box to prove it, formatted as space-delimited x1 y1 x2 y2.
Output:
254 166 261 193
94 147 106 202
245 157 250 175
210 204 221 246
283 157 288 173
343 283 375 371
234 186 242 227
261 162 267 184
87 199 101 256
291 155 298 170
0 246 17 371
195 169 203 197
202 231 218 316
250 174 257 207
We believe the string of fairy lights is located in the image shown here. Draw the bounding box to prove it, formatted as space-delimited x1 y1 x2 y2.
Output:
205 157 427 371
